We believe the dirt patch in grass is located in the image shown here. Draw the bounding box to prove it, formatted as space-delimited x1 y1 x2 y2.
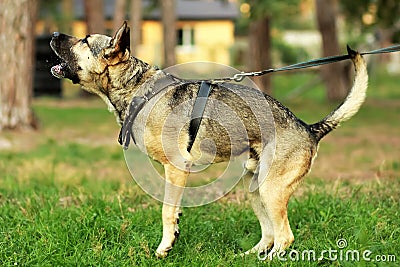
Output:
310 124 400 181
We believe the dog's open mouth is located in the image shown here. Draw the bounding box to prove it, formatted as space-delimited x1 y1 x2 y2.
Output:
51 62 67 79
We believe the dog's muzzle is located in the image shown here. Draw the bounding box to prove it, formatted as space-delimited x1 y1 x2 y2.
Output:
49 32 80 82
50 33 68 79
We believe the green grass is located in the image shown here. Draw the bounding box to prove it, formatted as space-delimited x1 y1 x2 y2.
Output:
0 70 399 266
0 177 398 266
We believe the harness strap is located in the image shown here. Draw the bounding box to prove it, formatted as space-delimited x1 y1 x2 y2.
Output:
118 73 182 149
187 81 213 153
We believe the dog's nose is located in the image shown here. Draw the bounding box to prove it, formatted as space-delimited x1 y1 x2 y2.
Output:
52 32 60 38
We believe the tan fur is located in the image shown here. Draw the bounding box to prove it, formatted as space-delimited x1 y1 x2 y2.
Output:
50 22 369 259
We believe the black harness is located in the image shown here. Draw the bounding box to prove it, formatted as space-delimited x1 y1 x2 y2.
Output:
187 81 212 152
118 74 212 153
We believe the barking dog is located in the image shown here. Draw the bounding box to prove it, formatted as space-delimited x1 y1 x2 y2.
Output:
50 22 368 258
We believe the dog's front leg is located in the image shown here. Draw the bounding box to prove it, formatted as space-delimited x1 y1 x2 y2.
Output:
155 163 188 258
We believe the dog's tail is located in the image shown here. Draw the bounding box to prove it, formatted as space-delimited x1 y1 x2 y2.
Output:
309 46 368 141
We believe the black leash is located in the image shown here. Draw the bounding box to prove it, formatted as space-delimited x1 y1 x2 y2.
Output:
211 44 400 83
361 43 400 55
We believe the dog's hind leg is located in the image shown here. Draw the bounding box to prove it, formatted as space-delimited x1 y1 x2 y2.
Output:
257 165 308 260
259 177 294 260
155 163 188 258
242 170 275 256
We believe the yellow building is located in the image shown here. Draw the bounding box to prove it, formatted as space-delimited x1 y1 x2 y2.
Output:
137 0 238 66
140 19 236 66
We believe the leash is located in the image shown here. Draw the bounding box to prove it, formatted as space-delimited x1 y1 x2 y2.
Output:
210 44 400 83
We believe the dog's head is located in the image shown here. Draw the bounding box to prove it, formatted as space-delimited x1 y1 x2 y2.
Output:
50 22 130 85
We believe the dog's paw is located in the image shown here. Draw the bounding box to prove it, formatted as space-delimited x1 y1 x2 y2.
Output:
155 247 171 258
241 239 273 257
155 238 175 258
155 225 180 258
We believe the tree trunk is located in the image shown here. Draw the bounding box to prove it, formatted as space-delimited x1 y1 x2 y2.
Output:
130 0 142 57
84 0 105 34
248 17 272 95
82 0 105 97
61 0 74 34
377 27 393 63
316 0 350 101
161 0 177 67
113 0 126 33
0 0 38 131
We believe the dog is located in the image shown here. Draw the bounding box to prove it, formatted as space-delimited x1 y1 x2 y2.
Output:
50 22 368 259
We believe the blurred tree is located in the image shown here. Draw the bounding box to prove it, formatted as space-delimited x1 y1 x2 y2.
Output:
161 0 177 67
38 0 73 34
240 0 299 94
316 0 350 101
82 0 105 98
61 0 74 34
340 0 400 54
130 0 143 57
84 0 105 34
0 0 38 131
114 0 127 33
248 17 272 94
374 0 400 45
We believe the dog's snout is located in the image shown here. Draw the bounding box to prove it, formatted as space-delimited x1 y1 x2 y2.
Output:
51 32 77 44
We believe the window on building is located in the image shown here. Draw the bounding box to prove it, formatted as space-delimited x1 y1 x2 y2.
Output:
177 26 195 47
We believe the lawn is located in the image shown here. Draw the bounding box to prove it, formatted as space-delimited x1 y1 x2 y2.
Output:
0 70 399 266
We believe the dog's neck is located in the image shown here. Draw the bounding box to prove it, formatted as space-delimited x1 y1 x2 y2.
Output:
101 56 159 125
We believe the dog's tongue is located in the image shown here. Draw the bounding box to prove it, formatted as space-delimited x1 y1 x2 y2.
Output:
51 63 66 79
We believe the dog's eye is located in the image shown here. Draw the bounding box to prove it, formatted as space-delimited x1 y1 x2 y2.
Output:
82 35 90 45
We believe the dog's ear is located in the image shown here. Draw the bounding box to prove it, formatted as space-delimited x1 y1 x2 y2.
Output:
105 21 130 58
